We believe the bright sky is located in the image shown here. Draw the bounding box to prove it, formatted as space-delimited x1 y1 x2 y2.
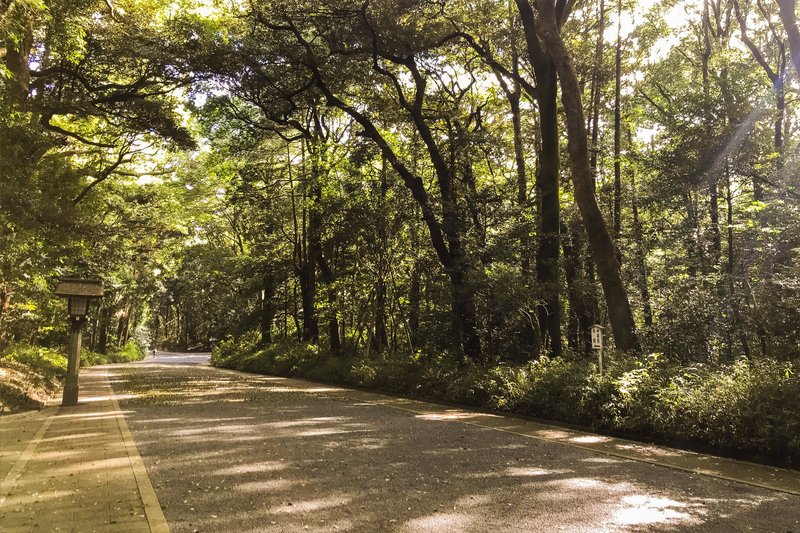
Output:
608 0 691 65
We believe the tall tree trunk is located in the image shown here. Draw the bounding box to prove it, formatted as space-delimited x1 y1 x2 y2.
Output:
684 192 701 276
562 219 594 355
98 305 110 355
515 0 562 356
327 286 341 352
374 278 388 352
725 161 751 358
771 74 785 203
373 157 390 353
418 138 481 359
260 274 276 346
630 167 653 327
3 18 32 103
589 0 606 187
613 0 622 241
532 0 639 351
408 259 421 347
776 0 800 77
492 15 537 353
710 180 722 264
535 66 563 356
301 140 320 342
510 90 530 275
317 255 341 353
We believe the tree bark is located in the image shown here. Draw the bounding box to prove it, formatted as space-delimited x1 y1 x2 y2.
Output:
562 219 595 355
408 259 421 347
260 274 276 346
317 254 341 353
300 139 321 342
3 18 32 103
710 179 722 264
589 0 607 187
613 1 622 241
630 167 653 327
535 67 563 356
776 0 800 77
98 305 111 355
516 0 562 356
533 0 639 352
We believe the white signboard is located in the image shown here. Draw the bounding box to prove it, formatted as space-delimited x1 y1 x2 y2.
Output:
590 324 604 350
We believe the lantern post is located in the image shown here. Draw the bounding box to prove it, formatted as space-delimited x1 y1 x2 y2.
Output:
54 278 104 406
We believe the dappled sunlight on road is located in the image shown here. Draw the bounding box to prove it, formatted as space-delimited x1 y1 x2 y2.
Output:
399 511 473 531
612 495 704 527
571 435 612 444
235 478 295 493
216 461 288 476
37 431 106 443
416 410 501 422
532 428 574 439
107 364 800 532
581 456 624 464
270 495 354 513
56 410 134 419
75 391 139 403
504 466 568 477
0 373 150 531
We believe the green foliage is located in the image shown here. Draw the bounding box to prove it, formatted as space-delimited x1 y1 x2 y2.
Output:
83 340 146 366
4 0 800 472
0 341 145 412
1 344 68 379
655 358 800 460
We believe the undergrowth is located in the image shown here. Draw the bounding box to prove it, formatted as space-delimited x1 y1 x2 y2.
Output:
0 340 146 413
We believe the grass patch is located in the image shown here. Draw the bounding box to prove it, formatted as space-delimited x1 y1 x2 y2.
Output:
0 340 146 413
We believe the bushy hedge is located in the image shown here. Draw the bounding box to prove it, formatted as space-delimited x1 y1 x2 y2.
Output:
213 337 800 466
83 340 146 366
1 345 68 379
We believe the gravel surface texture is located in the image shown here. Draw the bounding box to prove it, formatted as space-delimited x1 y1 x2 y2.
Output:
109 362 800 533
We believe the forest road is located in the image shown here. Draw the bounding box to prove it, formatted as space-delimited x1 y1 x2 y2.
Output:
146 350 211 366
109 357 800 532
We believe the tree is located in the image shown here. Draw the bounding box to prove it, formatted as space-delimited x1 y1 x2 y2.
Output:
517 0 640 351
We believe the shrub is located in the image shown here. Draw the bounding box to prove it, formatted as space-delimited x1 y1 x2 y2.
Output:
1 344 68 378
0 345 67 412
109 340 146 363
518 356 588 423
212 331 261 368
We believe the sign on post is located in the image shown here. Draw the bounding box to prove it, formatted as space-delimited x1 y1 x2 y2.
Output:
590 324 604 373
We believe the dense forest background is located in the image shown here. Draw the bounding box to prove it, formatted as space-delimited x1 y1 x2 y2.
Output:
2 0 800 460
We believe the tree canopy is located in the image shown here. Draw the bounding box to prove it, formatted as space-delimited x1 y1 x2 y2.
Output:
3 0 800 366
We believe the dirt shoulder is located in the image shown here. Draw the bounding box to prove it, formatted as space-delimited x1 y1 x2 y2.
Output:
0 361 59 414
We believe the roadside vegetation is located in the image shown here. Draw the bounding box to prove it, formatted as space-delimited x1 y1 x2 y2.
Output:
0 341 145 413
214 335 800 467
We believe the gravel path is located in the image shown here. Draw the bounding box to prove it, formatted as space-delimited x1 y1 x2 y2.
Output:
109 363 800 532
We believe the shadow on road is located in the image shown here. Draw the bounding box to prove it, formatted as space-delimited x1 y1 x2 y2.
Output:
108 364 800 532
